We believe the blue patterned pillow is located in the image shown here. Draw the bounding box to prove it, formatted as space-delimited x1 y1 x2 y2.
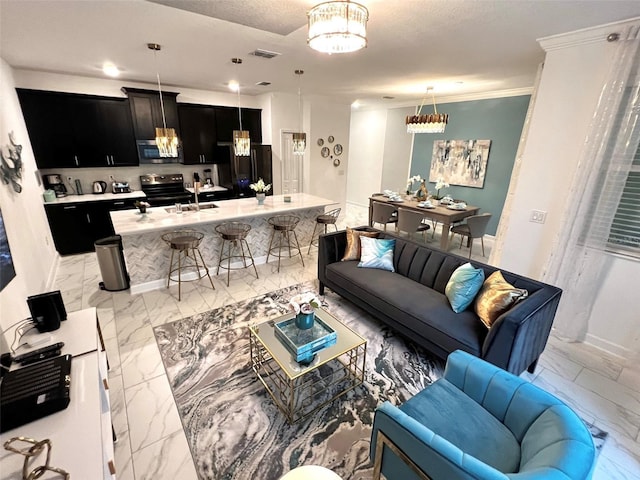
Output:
358 237 395 272
445 262 485 313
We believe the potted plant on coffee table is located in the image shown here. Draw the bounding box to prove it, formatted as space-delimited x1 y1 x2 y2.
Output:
289 292 321 330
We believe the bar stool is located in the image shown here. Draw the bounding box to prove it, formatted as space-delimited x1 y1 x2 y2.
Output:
215 222 259 287
267 215 305 272
161 230 215 301
307 207 341 254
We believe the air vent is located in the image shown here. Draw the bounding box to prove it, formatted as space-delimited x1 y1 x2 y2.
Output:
250 49 281 59
383 96 395 100
256 81 271 86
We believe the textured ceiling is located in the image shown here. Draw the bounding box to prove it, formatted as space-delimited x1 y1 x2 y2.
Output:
1 0 639 107
147 0 308 35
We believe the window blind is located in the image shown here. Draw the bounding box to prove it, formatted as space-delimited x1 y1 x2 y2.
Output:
608 143 640 255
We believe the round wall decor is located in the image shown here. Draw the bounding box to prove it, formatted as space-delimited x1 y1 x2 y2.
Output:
333 144 343 156
327 135 335 143
317 138 324 146
321 146 330 158
333 158 341 167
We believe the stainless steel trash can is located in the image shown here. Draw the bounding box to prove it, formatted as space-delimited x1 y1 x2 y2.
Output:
95 235 130 291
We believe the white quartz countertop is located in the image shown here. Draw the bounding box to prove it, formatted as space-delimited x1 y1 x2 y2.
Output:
111 193 337 235
43 190 146 205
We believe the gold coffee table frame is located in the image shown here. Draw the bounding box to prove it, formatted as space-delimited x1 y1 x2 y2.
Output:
249 308 367 424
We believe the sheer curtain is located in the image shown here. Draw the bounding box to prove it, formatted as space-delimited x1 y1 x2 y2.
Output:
543 24 640 341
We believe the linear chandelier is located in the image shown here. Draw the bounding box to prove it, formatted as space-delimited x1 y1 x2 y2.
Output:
406 87 449 134
293 69 306 156
148 43 179 157
307 0 369 54
231 57 250 157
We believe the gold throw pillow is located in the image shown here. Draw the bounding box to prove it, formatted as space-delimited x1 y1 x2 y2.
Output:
342 227 379 261
474 271 528 328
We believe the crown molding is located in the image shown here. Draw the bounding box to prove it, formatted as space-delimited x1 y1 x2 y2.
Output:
353 87 534 112
539 16 640 52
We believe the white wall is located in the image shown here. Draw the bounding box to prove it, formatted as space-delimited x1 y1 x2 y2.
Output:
14 70 262 108
346 108 387 206
0 59 58 335
307 98 351 208
494 19 640 357
381 107 414 194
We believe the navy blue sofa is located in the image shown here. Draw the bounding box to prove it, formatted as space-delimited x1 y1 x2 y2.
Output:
317 229 562 375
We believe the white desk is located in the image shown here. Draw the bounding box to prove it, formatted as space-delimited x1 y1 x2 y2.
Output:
0 308 115 479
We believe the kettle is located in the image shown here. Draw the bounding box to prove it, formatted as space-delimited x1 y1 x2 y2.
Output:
92 181 107 194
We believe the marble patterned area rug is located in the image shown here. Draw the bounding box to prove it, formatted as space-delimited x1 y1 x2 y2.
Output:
154 281 444 480
154 282 608 480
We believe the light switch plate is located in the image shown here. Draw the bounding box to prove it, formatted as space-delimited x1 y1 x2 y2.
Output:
530 210 547 224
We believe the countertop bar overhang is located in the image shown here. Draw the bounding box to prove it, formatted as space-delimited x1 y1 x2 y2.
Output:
110 193 337 294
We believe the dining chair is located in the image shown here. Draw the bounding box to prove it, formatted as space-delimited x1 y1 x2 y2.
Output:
450 212 492 258
397 207 430 241
371 201 398 231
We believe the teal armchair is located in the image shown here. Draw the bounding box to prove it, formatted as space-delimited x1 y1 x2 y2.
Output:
371 350 595 480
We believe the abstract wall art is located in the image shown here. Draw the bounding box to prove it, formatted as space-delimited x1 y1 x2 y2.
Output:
429 139 492 188
0 207 16 291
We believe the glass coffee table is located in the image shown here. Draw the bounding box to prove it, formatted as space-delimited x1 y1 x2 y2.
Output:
249 308 367 424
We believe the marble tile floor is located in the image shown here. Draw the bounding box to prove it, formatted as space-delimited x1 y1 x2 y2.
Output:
50 204 639 479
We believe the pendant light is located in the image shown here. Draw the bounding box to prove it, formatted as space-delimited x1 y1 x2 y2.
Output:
406 86 449 134
232 58 250 157
293 69 306 156
307 0 369 54
148 43 179 157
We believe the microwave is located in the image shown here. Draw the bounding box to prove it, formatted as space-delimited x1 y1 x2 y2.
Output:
136 140 181 164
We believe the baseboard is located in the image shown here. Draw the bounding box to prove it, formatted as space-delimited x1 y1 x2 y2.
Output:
584 333 629 359
129 255 270 295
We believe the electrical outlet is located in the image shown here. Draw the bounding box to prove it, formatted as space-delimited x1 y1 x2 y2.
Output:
530 210 547 224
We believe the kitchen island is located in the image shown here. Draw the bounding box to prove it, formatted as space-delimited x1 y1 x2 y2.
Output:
110 193 337 293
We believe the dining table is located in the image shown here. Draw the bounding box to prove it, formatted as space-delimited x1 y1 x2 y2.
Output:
368 194 481 251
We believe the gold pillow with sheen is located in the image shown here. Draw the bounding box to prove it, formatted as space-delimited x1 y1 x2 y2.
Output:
341 227 379 261
474 271 528 328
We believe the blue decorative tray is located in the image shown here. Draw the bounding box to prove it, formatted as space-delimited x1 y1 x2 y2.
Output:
274 315 337 363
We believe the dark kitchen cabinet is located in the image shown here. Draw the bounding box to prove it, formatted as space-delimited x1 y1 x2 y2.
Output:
17 89 138 169
197 189 233 202
122 87 180 140
214 106 262 144
44 198 140 255
17 90 77 168
178 104 217 164
93 98 138 167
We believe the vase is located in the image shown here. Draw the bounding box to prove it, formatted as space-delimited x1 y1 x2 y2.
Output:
295 311 315 330
256 193 266 205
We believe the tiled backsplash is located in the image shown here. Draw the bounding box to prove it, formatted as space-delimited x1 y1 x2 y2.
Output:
39 164 221 194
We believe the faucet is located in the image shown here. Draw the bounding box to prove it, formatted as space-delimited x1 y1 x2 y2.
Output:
193 181 200 211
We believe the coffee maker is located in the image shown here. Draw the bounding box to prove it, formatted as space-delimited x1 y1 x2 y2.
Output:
43 174 68 197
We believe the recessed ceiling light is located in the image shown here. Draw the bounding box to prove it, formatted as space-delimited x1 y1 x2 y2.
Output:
102 63 120 77
352 100 361 108
228 81 239 92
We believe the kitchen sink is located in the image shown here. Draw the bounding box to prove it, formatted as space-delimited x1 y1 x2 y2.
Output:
164 204 218 213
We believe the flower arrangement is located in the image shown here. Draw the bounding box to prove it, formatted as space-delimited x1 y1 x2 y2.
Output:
433 177 450 199
249 178 272 193
289 292 321 315
406 174 423 195
134 200 150 213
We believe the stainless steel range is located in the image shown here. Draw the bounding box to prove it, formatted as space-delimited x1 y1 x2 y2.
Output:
140 174 193 206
